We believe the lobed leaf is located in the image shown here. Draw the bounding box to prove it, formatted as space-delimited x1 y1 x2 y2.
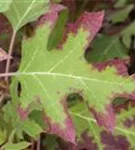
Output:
10 9 104 143
9 3 135 144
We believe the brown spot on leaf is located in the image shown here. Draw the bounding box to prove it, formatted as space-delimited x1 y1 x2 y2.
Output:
101 131 130 150
38 4 65 27
123 116 135 128
17 105 30 120
89 104 116 131
92 58 128 77
43 97 76 143
78 130 98 150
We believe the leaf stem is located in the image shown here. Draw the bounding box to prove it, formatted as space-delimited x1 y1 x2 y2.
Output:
5 30 17 82
37 135 41 150
0 72 17 78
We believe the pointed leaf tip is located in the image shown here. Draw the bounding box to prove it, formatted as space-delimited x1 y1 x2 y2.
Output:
68 11 104 45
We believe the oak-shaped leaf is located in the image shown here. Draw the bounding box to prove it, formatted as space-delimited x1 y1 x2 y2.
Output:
10 7 135 143
10 9 104 143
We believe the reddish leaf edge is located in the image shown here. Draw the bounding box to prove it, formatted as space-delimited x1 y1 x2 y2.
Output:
18 5 105 144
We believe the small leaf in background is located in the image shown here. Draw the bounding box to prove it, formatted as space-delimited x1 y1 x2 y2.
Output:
109 5 133 23
47 5 68 50
0 0 12 13
122 21 135 48
3 0 49 31
0 129 7 145
114 0 128 8
2 141 30 150
62 0 76 13
0 48 12 61
86 35 128 63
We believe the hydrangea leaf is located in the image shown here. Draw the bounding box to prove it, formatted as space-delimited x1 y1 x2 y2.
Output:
0 0 12 13
3 0 49 31
10 8 135 143
86 35 127 63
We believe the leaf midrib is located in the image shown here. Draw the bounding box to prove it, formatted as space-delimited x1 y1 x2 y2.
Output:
16 71 125 86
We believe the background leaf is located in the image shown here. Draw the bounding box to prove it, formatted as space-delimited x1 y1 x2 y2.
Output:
86 35 128 63
3 0 49 31
109 5 133 23
3 141 30 150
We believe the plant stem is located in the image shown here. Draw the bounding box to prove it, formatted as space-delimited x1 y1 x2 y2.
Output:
5 30 17 82
37 135 41 150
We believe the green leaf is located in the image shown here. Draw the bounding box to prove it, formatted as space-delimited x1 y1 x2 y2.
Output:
71 102 103 150
0 0 12 12
86 35 127 63
114 0 127 8
21 119 43 138
0 129 7 145
10 10 135 143
109 5 133 23
47 9 68 50
3 141 30 150
3 0 49 31
71 102 135 149
122 21 135 48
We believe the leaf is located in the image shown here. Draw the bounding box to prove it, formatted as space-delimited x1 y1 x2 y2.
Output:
11 10 104 143
122 21 135 48
86 35 127 63
114 0 127 8
47 5 68 50
0 0 12 12
3 141 30 150
92 59 128 77
62 0 76 13
3 0 49 31
108 5 133 23
10 8 135 143
71 101 135 149
0 129 7 145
